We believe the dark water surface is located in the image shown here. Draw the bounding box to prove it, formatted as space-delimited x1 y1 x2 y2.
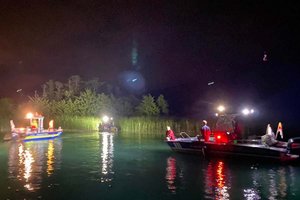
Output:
1 132 300 200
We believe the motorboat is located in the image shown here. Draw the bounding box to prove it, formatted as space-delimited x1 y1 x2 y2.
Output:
7 112 63 141
98 115 118 133
166 114 300 162
166 132 300 162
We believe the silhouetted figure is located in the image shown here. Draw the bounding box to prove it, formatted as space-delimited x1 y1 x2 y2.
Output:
201 120 211 142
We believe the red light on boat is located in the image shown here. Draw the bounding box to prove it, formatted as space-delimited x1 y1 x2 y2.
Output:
217 135 221 139
291 143 300 149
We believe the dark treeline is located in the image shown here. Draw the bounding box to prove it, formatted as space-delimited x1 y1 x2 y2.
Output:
0 75 201 134
28 75 169 118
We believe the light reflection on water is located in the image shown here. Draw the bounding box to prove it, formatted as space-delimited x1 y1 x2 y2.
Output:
165 157 177 193
1 133 300 199
204 160 231 200
7 139 62 191
100 132 114 184
166 155 299 200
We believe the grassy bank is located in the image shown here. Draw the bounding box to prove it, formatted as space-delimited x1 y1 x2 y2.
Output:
53 116 100 132
0 117 10 132
118 117 201 136
0 115 201 136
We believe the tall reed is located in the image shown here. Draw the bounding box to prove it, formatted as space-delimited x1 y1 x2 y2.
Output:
53 116 100 131
118 117 201 136
1 115 202 136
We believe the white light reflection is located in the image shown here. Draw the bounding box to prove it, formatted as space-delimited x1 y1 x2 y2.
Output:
101 133 114 183
243 168 261 200
266 168 288 199
244 166 289 200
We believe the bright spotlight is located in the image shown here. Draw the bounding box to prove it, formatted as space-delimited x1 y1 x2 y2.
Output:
217 105 225 112
26 112 34 119
102 116 109 123
242 108 250 115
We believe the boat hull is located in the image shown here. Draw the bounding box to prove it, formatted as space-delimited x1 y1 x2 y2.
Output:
23 131 62 141
166 137 300 162
12 131 63 142
204 142 297 161
166 138 205 154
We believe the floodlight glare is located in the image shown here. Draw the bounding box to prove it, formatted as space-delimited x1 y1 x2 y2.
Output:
102 116 109 123
217 105 225 112
242 108 250 115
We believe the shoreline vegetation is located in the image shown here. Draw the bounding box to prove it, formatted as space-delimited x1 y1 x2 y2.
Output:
0 115 202 136
0 75 202 136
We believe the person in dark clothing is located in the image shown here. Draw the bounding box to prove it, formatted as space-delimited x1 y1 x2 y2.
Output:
201 120 211 141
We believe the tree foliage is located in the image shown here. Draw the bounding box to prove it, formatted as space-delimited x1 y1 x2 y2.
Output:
0 98 14 118
136 94 160 116
24 75 169 118
156 94 169 115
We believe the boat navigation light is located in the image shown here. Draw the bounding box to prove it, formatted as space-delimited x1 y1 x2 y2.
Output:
102 115 109 123
217 105 225 112
26 112 34 119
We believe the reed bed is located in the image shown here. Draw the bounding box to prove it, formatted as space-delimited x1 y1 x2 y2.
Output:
0 117 10 132
118 117 201 136
1 115 202 136
53 116 100 131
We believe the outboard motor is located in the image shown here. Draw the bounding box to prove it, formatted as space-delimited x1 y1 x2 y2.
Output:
287 137 300 155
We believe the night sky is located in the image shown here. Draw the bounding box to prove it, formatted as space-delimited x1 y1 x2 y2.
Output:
1 1 300 130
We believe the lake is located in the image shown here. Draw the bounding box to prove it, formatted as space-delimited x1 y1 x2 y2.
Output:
1 131 300 200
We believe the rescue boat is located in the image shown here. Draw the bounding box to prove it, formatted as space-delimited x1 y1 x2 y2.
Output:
7 112 63 142
167 132 300 162
166 114 300 162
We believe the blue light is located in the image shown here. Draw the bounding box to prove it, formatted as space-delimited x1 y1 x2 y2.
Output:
119 70 145 92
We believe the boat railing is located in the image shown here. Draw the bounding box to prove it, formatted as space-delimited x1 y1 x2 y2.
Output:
180 132 191 138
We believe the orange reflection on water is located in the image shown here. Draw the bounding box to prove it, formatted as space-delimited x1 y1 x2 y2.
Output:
205 160 230 200
47 140 54 176
165 157 177 193
8 140 62 191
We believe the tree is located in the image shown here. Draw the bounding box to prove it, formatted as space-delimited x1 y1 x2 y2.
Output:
74 89 100 116
28 94 51 116
67 75 81 97
0 98 14 118
55 81 64 100
111 96 134 117
84 78 104 92
156 94 169 115
136 94 160 116
42 80 55 100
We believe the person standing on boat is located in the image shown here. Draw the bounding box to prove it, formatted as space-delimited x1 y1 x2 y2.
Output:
266 124 275 138
262 124 277 146
201 120 211 142
166 126 176 141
